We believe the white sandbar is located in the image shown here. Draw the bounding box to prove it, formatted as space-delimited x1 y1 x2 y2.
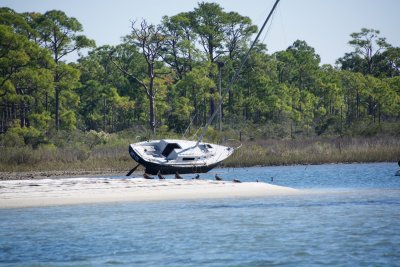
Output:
0 177 299 208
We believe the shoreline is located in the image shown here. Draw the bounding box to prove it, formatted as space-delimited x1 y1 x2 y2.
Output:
0 177 299 209
0 161 396 181
0 169 125 181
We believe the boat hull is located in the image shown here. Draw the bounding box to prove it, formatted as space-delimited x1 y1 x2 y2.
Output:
129 144 224 175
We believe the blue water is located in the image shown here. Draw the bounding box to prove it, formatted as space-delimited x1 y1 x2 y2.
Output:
1 163 400 266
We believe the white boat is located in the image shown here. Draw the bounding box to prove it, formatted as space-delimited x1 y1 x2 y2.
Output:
129 139 235 175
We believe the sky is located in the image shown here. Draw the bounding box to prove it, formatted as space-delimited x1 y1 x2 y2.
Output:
1 0 399 65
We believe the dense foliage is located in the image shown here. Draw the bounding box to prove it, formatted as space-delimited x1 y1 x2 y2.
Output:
1 4 399 149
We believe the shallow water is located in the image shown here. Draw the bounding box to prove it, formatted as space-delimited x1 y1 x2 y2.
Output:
1 163 400 266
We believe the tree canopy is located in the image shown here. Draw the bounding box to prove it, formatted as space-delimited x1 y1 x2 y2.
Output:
0 5 399 148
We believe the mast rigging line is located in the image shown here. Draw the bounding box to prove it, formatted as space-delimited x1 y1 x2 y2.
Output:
195 0 281 146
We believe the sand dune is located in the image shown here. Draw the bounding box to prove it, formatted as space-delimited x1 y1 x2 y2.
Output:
0 177 299 208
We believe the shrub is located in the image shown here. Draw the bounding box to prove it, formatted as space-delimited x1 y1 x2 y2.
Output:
2 126 46 148
1 147 39 165
84 130 110 148
1 130 25 147
29 112 51 131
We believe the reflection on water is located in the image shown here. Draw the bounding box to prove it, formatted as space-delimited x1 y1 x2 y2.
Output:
0 163 399 266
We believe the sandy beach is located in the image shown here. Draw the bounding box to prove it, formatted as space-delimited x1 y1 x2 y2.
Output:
0 170 125 181
0 177 299 208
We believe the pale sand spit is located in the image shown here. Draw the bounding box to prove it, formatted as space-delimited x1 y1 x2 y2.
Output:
0 177 299 208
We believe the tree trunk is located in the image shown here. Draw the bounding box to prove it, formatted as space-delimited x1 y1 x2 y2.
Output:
55 87 60 130
45 92 49 112
54 60 61 130
103 98 107 132
111 106 114 132
228 91 233 115
378 102 381 125
12 103 16 120
148 94 156 134
368 96 374 117
209 87 215 118
1 108 4 133
203 97 207 126
19 102 25 128
356 90 360 119
193 86 198 126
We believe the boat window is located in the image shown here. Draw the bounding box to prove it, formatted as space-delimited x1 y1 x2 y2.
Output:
161 143 181 157
206 144 212 148
182 157 195 161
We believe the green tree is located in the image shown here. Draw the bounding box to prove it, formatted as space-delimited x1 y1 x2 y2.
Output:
286 40 320 90
348 28 390 75
161 13 198 80
338 28 392 77
191 2 225 63
0 8 54 134
56 63 80 130
336 52 367 74
313 65 344 134
190 2 256 120
77 80 134 131
36 10 95 130
363 75 398 123
374 47 400 77
112 20 169 134
385 76 400 118
340 71 367 124
78 45 137 131
236 45 278 123
174 66 215 129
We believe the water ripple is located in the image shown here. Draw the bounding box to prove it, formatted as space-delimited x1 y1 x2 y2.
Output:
1 163 400 266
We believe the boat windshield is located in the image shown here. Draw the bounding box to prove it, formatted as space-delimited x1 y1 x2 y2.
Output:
161 143 181 157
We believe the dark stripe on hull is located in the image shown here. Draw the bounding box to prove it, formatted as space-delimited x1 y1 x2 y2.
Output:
129 145 221 175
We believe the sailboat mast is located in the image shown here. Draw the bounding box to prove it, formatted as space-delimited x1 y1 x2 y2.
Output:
196 0 281 146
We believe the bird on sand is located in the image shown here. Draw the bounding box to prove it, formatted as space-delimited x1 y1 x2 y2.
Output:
157 170 166 180
143 173 154 179
215 174 222 181
193 174 200 179
175 171 183 179
233 179 241 183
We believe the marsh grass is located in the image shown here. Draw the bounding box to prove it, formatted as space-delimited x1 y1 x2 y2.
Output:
1 135 399 173
0 144 133 172
224 136 400 167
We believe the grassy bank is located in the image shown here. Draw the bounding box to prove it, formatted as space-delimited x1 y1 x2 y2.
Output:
0 145 133 173
224 136 400 167
1 136 399 173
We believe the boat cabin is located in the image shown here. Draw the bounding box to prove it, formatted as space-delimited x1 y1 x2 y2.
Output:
154 139 213 161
